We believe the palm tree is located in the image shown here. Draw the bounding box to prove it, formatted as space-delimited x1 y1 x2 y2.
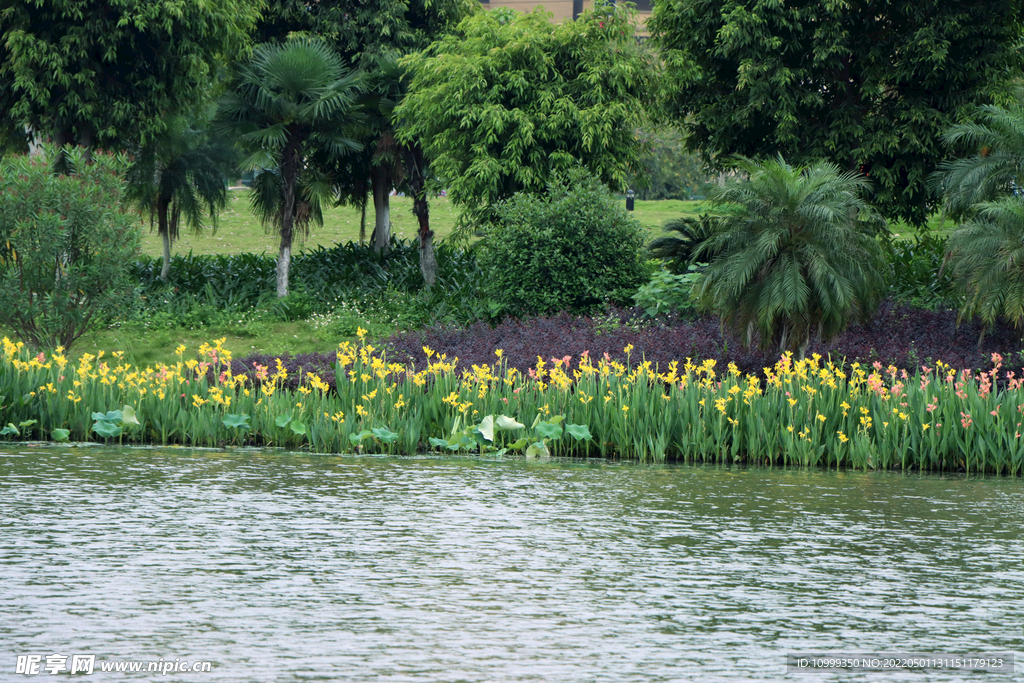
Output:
946 197 1024 330
125 116 235 281
933 99 1024 332
647 214 720 272
215 38 363 297
694 156 886 354
931 101 1024 216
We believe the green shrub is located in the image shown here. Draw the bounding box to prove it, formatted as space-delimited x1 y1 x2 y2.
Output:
479 170 649 318
0 147 142 350
131 237 492 328
632 267 701 319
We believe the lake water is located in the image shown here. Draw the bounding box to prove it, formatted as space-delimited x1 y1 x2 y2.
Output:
1 446 1022 682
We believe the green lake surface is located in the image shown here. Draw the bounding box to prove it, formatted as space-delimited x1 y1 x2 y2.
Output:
1 446 1022 682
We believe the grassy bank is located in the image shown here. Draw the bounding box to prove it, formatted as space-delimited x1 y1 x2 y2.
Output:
9 194 953 371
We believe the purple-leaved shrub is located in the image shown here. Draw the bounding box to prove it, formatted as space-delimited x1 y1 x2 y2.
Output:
224 302 1024 391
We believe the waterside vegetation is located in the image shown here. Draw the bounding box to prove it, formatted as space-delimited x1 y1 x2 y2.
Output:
2 334 1023 474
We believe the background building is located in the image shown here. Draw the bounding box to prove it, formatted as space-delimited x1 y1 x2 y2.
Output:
481 0 651 27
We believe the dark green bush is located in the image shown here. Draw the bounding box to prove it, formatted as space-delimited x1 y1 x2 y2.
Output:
478 170 649 318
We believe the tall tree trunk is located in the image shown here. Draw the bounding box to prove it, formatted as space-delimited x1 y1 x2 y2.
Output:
419 221 436 289
78 126 94 163
53 127 73 175
53 123 94 167
158 198 171 282
404 145 435 288
371 164 391 255
359 195 367 243
277 136 301 298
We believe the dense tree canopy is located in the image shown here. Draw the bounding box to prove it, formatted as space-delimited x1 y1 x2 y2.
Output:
649 0 1024 225
396 5 655 218
0 0 257 150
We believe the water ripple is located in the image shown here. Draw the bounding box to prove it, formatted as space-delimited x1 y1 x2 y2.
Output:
1 449 1022 682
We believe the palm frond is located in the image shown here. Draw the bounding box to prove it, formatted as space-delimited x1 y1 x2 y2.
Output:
694 155 884 352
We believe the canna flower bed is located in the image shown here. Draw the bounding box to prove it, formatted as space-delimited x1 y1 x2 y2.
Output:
0 332 1022 474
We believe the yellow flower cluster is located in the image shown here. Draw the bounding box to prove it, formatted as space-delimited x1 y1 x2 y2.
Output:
1 335 1020 472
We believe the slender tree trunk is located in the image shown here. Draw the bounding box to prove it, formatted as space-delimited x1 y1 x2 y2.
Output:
277 135 301 298
359 195 367 243
419 221 436 288
54 123 94 163
371 164 391 255
278 240 291 298
158 199 171 282
404 144 435 288
53 127 72 175
79 126 94 163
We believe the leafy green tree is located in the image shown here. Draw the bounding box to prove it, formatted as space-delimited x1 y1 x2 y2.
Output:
694 156 886 354
0 147 141 351
946 198 1024 330
396 5 654 225
355 57 444 286
125 116 236 282
214 39 364 297
0 0 257 151
256 0 475 283
932 102 1024 217
357 58 407 255
251 0 317 44
649 0 1024 226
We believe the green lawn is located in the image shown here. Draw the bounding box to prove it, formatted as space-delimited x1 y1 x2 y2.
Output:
138 190 709 258
891 212 954 239
140 190 942 259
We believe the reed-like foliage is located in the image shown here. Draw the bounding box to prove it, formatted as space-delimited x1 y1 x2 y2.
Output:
0 333 1021 474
